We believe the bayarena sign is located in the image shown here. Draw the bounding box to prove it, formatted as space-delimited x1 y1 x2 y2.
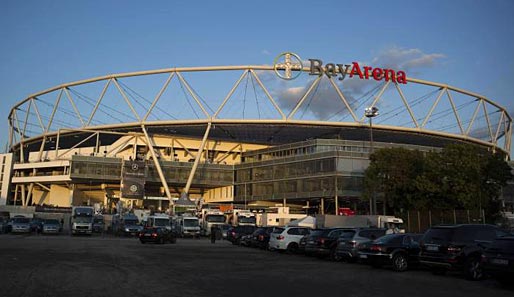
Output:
273 51 407 84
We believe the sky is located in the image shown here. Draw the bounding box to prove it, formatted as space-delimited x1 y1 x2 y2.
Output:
1 0 513 153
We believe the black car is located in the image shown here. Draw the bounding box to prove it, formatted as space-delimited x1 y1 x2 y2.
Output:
298 234 309 254
139 227 177 244
304 228 349 260
0 217 8 233
226 225 257 245
30 218 44 233
419 224 509 280
92 216 105 233
482 236 514 285
240 234 253 247
249 227 275 249
358 233 423 272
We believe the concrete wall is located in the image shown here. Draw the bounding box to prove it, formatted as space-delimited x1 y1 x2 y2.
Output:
0 153 13 205
49 185 72 206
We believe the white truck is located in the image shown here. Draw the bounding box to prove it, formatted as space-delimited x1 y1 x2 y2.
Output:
227 210 257 226
174 215 201 238
316 215 405 233
70 206 94 235
143 214 172 231
199 209 225 236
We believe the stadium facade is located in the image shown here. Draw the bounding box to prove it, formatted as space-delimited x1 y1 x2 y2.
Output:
1 52 512 214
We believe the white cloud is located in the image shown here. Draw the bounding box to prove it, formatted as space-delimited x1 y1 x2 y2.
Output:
261 49 271 55
371 47 445 70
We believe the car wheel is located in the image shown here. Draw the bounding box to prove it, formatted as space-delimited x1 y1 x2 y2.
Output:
464 257 484 281
170 237 177 244
140 240 146 244
286 242 299 254
392 253 408 272
330 248 342 262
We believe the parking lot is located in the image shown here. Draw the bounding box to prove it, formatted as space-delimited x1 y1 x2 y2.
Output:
0 234 512 297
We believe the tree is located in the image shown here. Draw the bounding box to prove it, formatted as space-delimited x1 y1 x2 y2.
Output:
364 143 512 217
364 147 426 214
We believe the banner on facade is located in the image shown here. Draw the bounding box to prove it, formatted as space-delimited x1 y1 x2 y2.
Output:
121 160 146 199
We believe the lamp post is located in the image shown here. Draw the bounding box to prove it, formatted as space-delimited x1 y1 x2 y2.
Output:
365 106 379 215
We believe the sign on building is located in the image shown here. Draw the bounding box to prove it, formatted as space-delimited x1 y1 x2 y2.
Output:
120 160 146 199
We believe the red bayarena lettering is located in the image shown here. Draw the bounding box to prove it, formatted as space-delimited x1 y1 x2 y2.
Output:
310 60 407 84
363 66 373 79
349 62 364 79
372 68 383 81
384 69 396 82
396 71 407 84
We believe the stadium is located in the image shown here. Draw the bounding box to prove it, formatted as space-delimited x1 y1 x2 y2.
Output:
0 52 511 215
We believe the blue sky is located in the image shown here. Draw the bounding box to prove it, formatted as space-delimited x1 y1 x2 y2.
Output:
1 0 513 153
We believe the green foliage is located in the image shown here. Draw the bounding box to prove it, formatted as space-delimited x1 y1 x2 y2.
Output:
364 143 512 216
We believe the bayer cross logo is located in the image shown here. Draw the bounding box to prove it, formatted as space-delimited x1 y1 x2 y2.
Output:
273 52 303 80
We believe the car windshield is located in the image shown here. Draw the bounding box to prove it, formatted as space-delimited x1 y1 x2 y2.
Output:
423 228 454 243
339 230 356 239
44 219 60 224
238 216 256 224
184 219 199 227
14 218 30 223
206 215 225 223
154 218 170 227
124 219 138 225
272 227 285 234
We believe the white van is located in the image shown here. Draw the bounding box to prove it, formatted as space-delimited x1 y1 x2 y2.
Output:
143 214 171 231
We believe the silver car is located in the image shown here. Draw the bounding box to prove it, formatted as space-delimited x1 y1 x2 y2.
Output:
42 219 62 234
11 217 31 233
335 228 387 262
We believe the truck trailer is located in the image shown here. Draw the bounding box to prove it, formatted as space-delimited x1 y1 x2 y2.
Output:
315 215 404 233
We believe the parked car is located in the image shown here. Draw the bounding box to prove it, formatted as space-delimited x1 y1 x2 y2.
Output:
304 228 349 260
358 233 423 271
42 219 62 234
220 224 232 240
298 234 309 254
335 228 387 262
0 217 8 233
249 227 275 249
268 226 311 253
30 218 44 233
92 215 105 233
112 214 143 236
139 227 177 244
481 235 514 285
11 217 32 233
240 234 253 247
419 224 509 280
226 225 257 245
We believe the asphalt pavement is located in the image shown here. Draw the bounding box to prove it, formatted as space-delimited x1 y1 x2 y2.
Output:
0 234 512 297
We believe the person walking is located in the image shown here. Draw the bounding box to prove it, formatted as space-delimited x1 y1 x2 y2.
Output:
210 225 218 244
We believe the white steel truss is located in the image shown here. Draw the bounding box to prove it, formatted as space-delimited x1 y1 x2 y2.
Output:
8 65 512 159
